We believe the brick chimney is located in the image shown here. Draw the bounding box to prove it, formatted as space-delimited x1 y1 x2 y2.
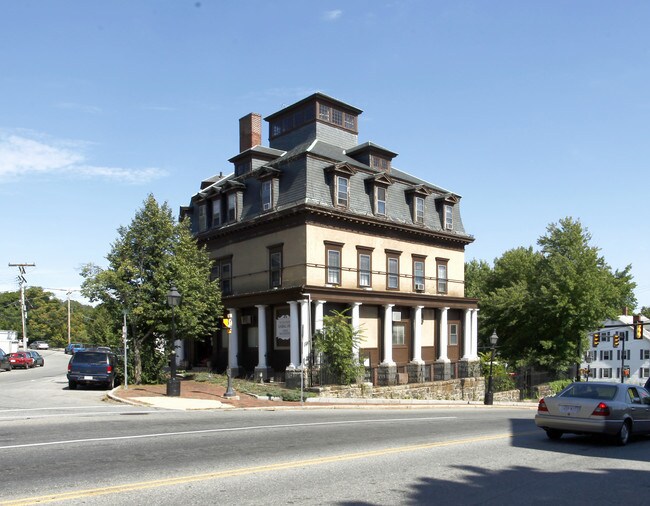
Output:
239 113 262 152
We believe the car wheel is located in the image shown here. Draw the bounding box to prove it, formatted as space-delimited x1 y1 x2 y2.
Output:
616 420 631 446
545 429 563 441
68 381 78 390
106 377 115 390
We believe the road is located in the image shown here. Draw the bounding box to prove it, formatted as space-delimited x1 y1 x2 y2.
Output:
2 353 650 505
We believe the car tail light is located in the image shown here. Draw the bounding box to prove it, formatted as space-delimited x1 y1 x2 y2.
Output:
107 365 113 373
68 363 72 372
592 402 610 416
537 399 548 412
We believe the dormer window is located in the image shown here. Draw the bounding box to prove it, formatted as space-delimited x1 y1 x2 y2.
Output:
415 197 425 224
371 155 389 171
235 160 251 176
212 197 222 227
262 180 272 211
336 175 349 208
375 186 386 216
198 203 207 232
227 193 237 222
444 204 453 230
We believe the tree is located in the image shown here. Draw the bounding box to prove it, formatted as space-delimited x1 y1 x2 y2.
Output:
466 217 637 374
312 309 365 385
80 194 222 384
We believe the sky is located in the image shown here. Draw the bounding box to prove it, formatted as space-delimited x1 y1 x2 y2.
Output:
1 1 649 309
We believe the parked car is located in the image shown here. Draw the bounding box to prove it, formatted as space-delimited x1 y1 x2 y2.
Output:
28 341 49 350
26 350 44 367
67 351 118 390
535 382 650 445
8 352 35 369
65 343 85 354
0 348 11 371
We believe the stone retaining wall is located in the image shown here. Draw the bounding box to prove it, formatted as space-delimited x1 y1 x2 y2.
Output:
313 377 487 402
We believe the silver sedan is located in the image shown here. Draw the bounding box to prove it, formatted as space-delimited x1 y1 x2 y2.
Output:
535 381 650 445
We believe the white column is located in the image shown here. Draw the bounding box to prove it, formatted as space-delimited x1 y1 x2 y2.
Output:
351 302 362 359
382 304 395 365
437 307 450 362
288 301 299 368
462 308 471 360
227 307 239 369
313 300 325 365
471 308 479 359
256 305 267 367
299 298 310 368
412 305 424 364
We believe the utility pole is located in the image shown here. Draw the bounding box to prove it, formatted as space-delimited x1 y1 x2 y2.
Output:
8 263 36 349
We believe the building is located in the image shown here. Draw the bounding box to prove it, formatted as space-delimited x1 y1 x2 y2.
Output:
182 93 479 386
582 312 650 385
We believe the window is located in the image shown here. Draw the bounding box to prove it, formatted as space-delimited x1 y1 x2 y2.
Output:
372 156 388 171
344 113 355 130
601 368 612 378
601 350 612 360
642 368 650 378
212 198 221 227
358 251 371 287
227 193 237 222
375 186 386 215
262 180 272 211
319 104 331 121
641 350 650 360
415 197 424 224
336 175 349 207
392 324 405 345
269 247 282 288
332 109 343 126
444 204 453 230
387 254 400 290
326 244 342 285
213 258 232 295
198 204 207 232
436 259 448 294
616 349 631 360
413 258 425 291
449 323 458 345
235 161 250 176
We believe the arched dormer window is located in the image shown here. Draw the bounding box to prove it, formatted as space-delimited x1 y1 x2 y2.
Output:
435 194 460 231
366 173 392 217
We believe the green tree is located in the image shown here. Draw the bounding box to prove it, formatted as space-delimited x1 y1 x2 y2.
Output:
466 217 637 374
312 309 365 385
80 194 222 384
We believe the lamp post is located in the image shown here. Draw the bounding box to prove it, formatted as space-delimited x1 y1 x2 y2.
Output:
584 352 592 382
166 286 182 397
484 330 499 405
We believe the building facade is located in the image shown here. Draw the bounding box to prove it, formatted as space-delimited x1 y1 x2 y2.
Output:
582 313 650 385
183 93 479 385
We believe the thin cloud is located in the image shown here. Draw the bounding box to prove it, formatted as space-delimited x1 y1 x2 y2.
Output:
323 9 343 21
0 132 167 185
55 102 103 114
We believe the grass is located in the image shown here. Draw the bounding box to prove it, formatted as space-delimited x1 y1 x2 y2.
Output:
188 371 316 402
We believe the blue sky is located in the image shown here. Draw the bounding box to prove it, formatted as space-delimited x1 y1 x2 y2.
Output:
1 1 649 308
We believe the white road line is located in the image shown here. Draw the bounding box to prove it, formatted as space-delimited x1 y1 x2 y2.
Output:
0 416 457 450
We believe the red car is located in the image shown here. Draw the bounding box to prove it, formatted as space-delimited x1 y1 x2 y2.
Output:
8 352 34 369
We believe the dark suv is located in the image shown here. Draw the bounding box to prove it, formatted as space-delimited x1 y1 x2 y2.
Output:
67 351 118 390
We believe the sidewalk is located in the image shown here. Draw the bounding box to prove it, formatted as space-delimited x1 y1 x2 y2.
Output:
108 380 538 411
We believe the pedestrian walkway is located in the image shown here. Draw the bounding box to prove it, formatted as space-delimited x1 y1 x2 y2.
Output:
108 380 538 411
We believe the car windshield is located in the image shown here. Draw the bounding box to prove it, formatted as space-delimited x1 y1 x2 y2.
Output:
73 352 107 364
560 383 618 400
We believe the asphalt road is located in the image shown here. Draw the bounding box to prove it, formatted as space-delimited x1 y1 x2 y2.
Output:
3 354 650 505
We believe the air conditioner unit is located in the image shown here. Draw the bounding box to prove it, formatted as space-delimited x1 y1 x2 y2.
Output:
240 315 252 325
445 223 453 230
415 283 425 291
263 203 271 211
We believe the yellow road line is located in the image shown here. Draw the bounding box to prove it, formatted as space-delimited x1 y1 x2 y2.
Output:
3 432 534 505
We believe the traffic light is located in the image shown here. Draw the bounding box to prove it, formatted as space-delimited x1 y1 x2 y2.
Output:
592 332 600 347
635 323 643 340
613 333 620 348
222 313 232 334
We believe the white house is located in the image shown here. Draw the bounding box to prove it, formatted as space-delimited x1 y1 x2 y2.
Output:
582 313 650 385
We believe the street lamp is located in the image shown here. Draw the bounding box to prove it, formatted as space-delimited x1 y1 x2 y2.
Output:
484 330 499 405
166 286 182 397
584 352 592 382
